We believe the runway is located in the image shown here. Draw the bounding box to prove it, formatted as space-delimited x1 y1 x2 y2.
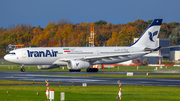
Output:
0 71 180 87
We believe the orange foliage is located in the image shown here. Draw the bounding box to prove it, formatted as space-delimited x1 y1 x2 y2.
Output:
0 19 179 58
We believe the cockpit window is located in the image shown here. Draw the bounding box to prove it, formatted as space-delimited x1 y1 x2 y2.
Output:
8 52 16 55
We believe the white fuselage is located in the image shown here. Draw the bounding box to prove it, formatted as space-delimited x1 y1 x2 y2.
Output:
4 46 145 66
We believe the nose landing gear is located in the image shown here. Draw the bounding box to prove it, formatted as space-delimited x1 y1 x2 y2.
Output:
21 65 25 72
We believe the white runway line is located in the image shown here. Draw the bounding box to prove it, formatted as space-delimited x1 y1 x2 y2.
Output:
157 79 180 82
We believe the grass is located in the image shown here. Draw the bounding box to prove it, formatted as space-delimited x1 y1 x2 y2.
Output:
0 66 70 71
0 62 18 65
0 84 180 101
0 65 180 72
0 80 61 85
100 66 180 72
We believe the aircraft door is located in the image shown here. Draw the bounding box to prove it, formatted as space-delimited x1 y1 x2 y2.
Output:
21 50 27 58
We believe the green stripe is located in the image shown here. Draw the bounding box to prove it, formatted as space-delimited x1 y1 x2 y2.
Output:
63 48 69 50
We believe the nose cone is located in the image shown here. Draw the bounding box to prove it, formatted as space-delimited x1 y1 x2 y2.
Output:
4 55 8 61
4 54 18 63
4 54 15 63
4 54 13 62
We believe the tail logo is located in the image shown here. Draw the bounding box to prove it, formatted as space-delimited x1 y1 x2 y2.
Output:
149 31 158 42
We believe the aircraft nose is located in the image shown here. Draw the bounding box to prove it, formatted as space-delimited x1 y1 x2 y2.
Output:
4 54 17 63
4 55 8 61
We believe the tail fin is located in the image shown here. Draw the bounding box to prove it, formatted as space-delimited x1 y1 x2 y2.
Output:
131 19 163 48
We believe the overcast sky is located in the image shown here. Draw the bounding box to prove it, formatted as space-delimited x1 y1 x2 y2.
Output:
0 0 180 28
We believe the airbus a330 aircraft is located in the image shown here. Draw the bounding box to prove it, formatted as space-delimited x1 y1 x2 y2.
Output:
4 19 163 72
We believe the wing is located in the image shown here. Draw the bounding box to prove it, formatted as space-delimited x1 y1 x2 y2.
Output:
153 31 158 36
53 51 150 64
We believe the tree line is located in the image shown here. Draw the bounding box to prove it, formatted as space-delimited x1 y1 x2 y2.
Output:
0 19 180 58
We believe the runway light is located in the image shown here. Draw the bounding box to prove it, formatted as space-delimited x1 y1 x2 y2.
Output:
82 83 87 87
146 73 149 75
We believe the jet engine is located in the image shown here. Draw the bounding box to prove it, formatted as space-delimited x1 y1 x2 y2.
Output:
67 60 90 70
37 65 59 69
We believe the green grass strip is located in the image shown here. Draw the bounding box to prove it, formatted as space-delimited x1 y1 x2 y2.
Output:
0 80 61 85
0 85 179 101
0 65 180 72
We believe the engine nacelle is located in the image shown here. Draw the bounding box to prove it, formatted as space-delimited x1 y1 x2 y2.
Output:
37 65 59 69
67 60 90 70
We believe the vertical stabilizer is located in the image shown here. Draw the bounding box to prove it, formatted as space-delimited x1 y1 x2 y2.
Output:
131 19 163 48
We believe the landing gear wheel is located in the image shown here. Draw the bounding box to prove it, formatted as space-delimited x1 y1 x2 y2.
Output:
86 68 98 72
69 69 81 72
21 64 25 72
21 68 25 72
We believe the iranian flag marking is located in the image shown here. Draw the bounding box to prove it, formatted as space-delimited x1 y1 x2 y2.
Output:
63 48 71 52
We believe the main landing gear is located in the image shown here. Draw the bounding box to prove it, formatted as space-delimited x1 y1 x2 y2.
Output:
69 69 81 72
86 68 98 72
21 65 25 72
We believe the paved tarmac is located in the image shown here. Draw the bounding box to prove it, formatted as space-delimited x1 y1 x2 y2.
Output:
0 71 180 87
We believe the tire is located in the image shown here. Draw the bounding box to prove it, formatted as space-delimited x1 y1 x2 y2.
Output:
69 69 81 72
87 68 98 72
21 68 25 72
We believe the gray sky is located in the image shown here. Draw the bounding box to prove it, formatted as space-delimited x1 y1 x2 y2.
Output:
0 0 180 28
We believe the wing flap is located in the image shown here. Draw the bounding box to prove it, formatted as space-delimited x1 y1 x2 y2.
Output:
58 51 149 62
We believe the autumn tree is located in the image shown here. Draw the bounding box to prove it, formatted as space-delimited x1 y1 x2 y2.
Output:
169 26 180 45
117 26 140 46
107 32 118 46
95 20 107 26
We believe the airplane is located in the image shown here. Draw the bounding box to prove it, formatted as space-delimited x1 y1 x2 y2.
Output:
4 19 163 72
